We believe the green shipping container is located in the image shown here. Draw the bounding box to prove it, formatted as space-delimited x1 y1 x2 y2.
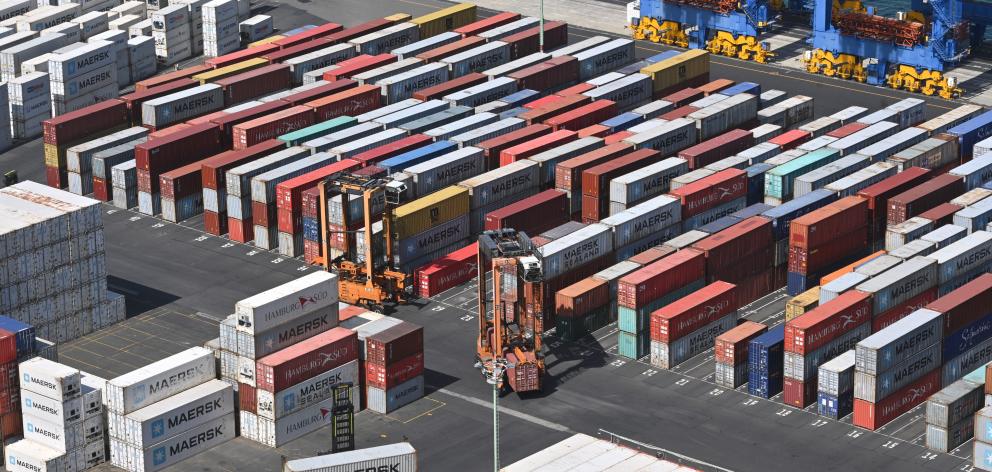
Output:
278 116 357 147
764 148 841 201
617 279 705 334
618 331 650 359
556 306 610 341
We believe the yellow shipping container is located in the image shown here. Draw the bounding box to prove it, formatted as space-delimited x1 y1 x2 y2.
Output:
248 35 285 47
393 186 470 240
43 143 66 168
192 58 270 84
640 49 710 96
385 13 413 23
785 286 820 322
411 3 476 38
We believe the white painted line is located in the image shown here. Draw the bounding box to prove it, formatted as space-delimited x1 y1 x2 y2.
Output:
436 388 572 432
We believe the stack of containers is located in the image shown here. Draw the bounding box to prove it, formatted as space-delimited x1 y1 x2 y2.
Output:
111 160 138 209
106 348 232 471
535 222 615 324
782 290 872 408
127 36 157 84
414 242 478 298
151 4 192 66
925 378 984 452
853 308 943 430
365 321 425 414
203 0 239 57
8 71 49 139
274 159 363 257
65 126 149 197
787 196 869 295
926 232 992 297
928 275 992 385
748 325 784 398
714 321 767 388
555 278 610 341
10 359 106 472
300 187 323 263
973 406 992 470
856 256 938 331
649 280 738 369
817 350 855 419
224 146 311 242
857 167 932 249
48 41 117 115
459 160 539 233
669 168 747 232
692 216 775 304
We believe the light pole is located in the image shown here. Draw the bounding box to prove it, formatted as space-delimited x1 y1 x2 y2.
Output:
539 0 544 52
477 359 512 472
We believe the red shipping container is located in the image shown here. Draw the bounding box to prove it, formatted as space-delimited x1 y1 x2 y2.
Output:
353 134 433 166
204 210 222 235
518 94 592 125
255 327 358 393
304 239 322 264
272 22 343 49
453 11 521 37
928 273 992 334
662 88 703 107
604 131 632 144
507 56 579 92
767 129 811 151
415 242 479 297
787 226 868 274
121 79 199 123
279 79 357 106
252 200 274 227
275 159 361 233
499 130 577 166
479 124 551 168
872 287 938 332
46 165 65 188
216 64 292 105
239 383 256 413
92 177 109 201
917 202 962 227
555 142 634 191
301 187 320 218
201 140 283 190
134 64 212 92
556 278 610 318
660 105 698 121
43 99 129 146
211 101 291 141
739 267 777 306
416 36 486 62
691 216 773 271
523 95 564 110
502 21 568 59
678 128 754 169
484 189 569 235
581 148 664 220
826 122 868 139
412 73 487 101
784 290 871 355
187 109 230 126
714 320 768 365
323 54 397 81
650 281 737 343
557 83 595 97
670 168 748 218
366 352 424 390
857 167 932 211
506 350 540 392
305 84 381 122
366 323 424 367
149 123 191 139
228 217 252 243
887 173 965 224
1 411 21 438
617 249 706 309
578 124 610 138
629 247 673 265
0 331 15 363
263 37 339 64
352 165 386 178
136 123 223 177
324 18 395 44
789 196 868 250
205 44 280 68
853 368 941 430
783 376 818 408
546 100 618 132
160 161 202 200
707 245 773 285
698 79 734 95
233 105 315 150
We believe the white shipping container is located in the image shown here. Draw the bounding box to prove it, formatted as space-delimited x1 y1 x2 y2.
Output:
0 32 69 79
792 153 871 198
353 57 423 86
918 104 983 135
21 388 83 424
404 146 484 196
888 137 958 172
72 11 108 39
856 127 928 162
799 116 841 138
249 153 336 204
4 439 73 472
609 157 686 205
110 1 146 18
283 443 417 472
925 231 992 283
370 100 447 129
443 76 516 108
47 39 112 81
235 272 338 334
201 0 237 23
538 223 613 279
109 14 142 32
691 93 759 140
855 308 943 376
817 349 855 396
142 84 223 128
255 359 358 420
105 347 216 414
954 198 992 233
885 216 934 251
238 14 272 42
481 51 548 78
379 62 449 104
392 30 459 59
884 97 926 127
855 256 937 314
632 99 674 119
827 121 900 156
285 43 356 84
0 0 33 22
797 135 838 153
16 4 79 32
24 412 101 452
600 194 681 248
128 18 152 38
853 254 902 278
583 73 652 111
111 414 235 472
425 111 498 141
889 238 936 260
925 379 984 428
650 313 737 369
477 16 538 41
449 116 524 147
951 154 992 190
920 224 966 249
750 123 782 143
302 123 382 154
256 394 335 447
441 41 510 77
854 342 940 402
149 4 188 30
349 22 418 55
823 162 897 197
20 357 81 400
829 105 868 124
118 380 233 448
458 159 537 209
623 117 696 155
236 304 338 359
528 136 604 187
572 38 634 80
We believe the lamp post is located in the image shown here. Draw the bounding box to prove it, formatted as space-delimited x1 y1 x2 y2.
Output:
476 359 512 472
539 0 544 52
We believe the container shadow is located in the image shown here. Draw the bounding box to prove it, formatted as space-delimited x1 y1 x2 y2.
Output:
423 368 459 396
106 275 181 318
515 335 610 399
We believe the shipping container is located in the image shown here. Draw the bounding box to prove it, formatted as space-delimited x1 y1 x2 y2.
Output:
255 327 357 392
283 443 418 472
106 347 215 414
887 173 965 224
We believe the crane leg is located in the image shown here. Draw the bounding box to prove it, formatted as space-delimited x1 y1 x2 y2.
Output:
888 65 962 99
706 32 774 63
805 49 864 82
632 17 687 47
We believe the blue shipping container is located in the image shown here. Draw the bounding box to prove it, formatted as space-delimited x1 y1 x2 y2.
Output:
0 316 34 358
618 330 650 359
697 215 738 234
761 189 839 241
947 110 992 158
748 370 783 398
379 141 458 172
731 203 774 222
746 163 773 206
721 81 761 97
282 25 317 36
644 50 681 64
500 107 527 120
500 89 540 108
601 112 644 132
817 391 853 419
302 217 319 242
748 324 784 398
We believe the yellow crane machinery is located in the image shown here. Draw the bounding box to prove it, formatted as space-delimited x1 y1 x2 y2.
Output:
317 173 409 310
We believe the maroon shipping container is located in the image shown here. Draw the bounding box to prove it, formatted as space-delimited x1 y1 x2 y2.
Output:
827 122 869 139
650 281 737 343
501 21 568 59
789 196 868 250
201 140 283 190
478 124 551 169
660 105 698 121
784 290 871 355
159 161 202 200
518 94 592 125
272 22 343 49
783 376 818 408
453 11 521 37
928 274 992 334
629 247 673 265
279 79 357 106
917 202 963 227
767 129 810 151
187 109 230 126
323 54 397 81
853 368 941 430
134 64 212 92
275 159 360 233
205 44 280 68
0 331 15 363
416 36 486 62
670 168 748 218
691 216 773 273
353 134 433 166
324 18 395 44
872 287 938 332
555 142 634 191
507 56 579 92
415 242 478 297
662 88 703 107
211 101 291 142
578 124 610 138
229 217 252 242
484 189 569 235
252 200 274 228
678 129 755 169
412 73 487 101
617 249 706 309
556 278 609 319
135 122 223 175
255 327 358 393
506 350 539 392
263 37 339 64
204 210 222 235
366 352 424 390
238 383 256 413
887 173 965 224
581 148 664 221
788 226 868 274
46 165 65 188
232 105 315 150
216 64 292 105
540 253 614 321
92 177 109 201
545 100 618 132
352 165 387 178
499 130 577 166
42 99 129 145
858 167 933 211
714 320 767 365
120 79 199 123
366 323 424 367
305 84 381 122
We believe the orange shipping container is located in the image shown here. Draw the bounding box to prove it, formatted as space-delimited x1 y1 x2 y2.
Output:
556 278 610 318
715 320 768 365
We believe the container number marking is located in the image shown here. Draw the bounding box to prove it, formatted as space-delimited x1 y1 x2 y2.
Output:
775 409 791 417
708 388 723 396
296 266 308 271
106 209 117 214
578 349 593 357
195 235 208 241
246 250 257 256
460 315 474 322
221 242 234 248
920 453 938 461
431 306 445 312
881 441 899 449
960 465 975 472
641 369 657 377
152 222 165 228
810 419 828 427
129 216 141 222
271 258 283 264
610 360 626 368
675 379 689 386
742 399 759 406
847 431 863 439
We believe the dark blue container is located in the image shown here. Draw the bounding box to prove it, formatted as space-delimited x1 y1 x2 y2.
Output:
947 110 992 158
643 50 681 64
720 81 761 97
943 313 992 360
0 316 35 358
302 217 319 241
761 189 838 241
500 89 540 108
817 391 853 419
379 141 457 172
787 271 810 295
698 215 738 234
731 203 773 222
499 107 527 120
745 163 773 206
600 112 644 132
748 325 784 398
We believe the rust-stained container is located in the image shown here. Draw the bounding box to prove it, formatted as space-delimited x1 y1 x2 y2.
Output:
366 323 424 367
546 100 618 132
212 101 292 143
826 122 868 139
233 106 315 150
216 64 292 105
927 273 992 335
629 247 673 265
413 72 487 101
135 123 223 175
660 105 698 121
134 64 213 92
784 290 871 355
43 99 129 146
768 129 811 151
698 78 734 95
205 44 281 69
887 173 965 224
670 168 748 218
478 124 551 168
501 21 568 59
581 148 664 221
201 140 283 190
650 280 737 343
305 84 382 122
354 134 433 166
715 320 767 365
255 327 358 393
618 248 706 309
484 189 569 235
556 278 609 319
678 128 754 169
507 56 579 92
853 368 940 430
555 142 634 191
691 216 773 273
417 36 486 62
917 202 963 227
453 11 521 37
789 196 868 250
93 177 109 201
499 130 577 166
272 22 343 49
578 124 610 138
518 94 592 125
239 383 256 413
120 79 199 124
279 79 358 106
322 54 397 81
662 88 704 107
